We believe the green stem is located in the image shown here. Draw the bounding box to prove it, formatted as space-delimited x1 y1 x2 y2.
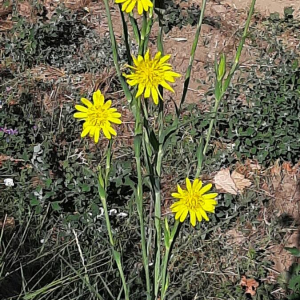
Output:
139 11 148 55
160 221 180 300
153 24 165 300
134 97 151 300
179 0 207 113
223 0 256 92
98 142 129 300
129 12 141 45
118 6 132 65
195 0 256 177
103 0 132 102
195 100 219 178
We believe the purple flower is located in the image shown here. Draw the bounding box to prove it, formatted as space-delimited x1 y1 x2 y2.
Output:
0 127 18 135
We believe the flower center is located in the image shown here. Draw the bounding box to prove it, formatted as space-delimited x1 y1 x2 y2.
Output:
138 62 163 87
185 191 204 210
87 106 108 127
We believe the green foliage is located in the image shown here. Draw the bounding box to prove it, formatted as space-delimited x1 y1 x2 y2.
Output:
285 248 300 300
155 0 219 33
1 6 127 72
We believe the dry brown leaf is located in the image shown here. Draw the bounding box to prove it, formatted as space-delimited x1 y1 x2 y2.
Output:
282 161 293 173
240 275 259 296
231 170 252 193
0 154 24 166
0 217 15 231
214 168 238 195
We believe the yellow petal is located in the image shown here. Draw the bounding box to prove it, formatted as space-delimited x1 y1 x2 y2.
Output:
171 204 184 213
154 52 162 61
160 80 174 93
177 184 183 194
199 208 209 221
190 210 196 226
103 100 112 110
185 178 192 192
108 126 117 136
103 127 112 139
109 118 122 125
202 193 218 199
165 71 181 78
122 0 132 11
93 90 104 106
74 112 87 119
94 127 100 143
170 201 182 209
136 84 145 98
144 86 151 98
81 97 93 107
125 0 136 13
195 180 203 191
202 204 215 213
151 87 159 105
160 54 171 64
89 126 95 137
179 209 188 222
75 105 88 112
81 126 91 137
175 209 183 220
137 0 143 14
110 112 121 118
171 193 182 199
196 211 202 222
200 183 212 195
192 179 199 189
144 49 150 62
144 0 153 8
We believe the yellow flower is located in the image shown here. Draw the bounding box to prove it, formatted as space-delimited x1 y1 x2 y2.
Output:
115 0 153 15
123 50 181 105
170 178 218 226
73 90 122 143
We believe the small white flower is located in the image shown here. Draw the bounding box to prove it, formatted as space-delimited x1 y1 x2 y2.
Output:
40 239 45 244
34 189 43 200
117 212 128 218
109 209 117 216
96 207 104 219
4 178 14 187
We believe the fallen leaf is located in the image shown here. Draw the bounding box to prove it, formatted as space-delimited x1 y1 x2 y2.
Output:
231 170 252 192
0 217 15 231
214 168 238 195
282 161 293 173
240 275 259 296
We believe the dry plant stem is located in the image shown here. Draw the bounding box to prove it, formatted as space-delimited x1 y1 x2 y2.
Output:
179 0 207 112
103 0 132 102
98 142 129 300
134 97 151 300
195 0 256 178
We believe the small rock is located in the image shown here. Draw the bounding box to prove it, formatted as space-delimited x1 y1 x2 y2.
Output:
211 5 227 14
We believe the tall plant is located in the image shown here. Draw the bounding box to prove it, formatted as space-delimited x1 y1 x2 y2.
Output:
73 0 256 298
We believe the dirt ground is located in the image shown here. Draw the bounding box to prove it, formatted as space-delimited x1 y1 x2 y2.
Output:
226 0 300 16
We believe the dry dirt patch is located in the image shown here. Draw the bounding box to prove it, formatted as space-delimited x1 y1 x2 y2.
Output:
224 0 300 17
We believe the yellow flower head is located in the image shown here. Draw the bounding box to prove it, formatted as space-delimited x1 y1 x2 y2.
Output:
123 50 181 105
171 178 218 226
115 0 153 15
73 90 122 143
